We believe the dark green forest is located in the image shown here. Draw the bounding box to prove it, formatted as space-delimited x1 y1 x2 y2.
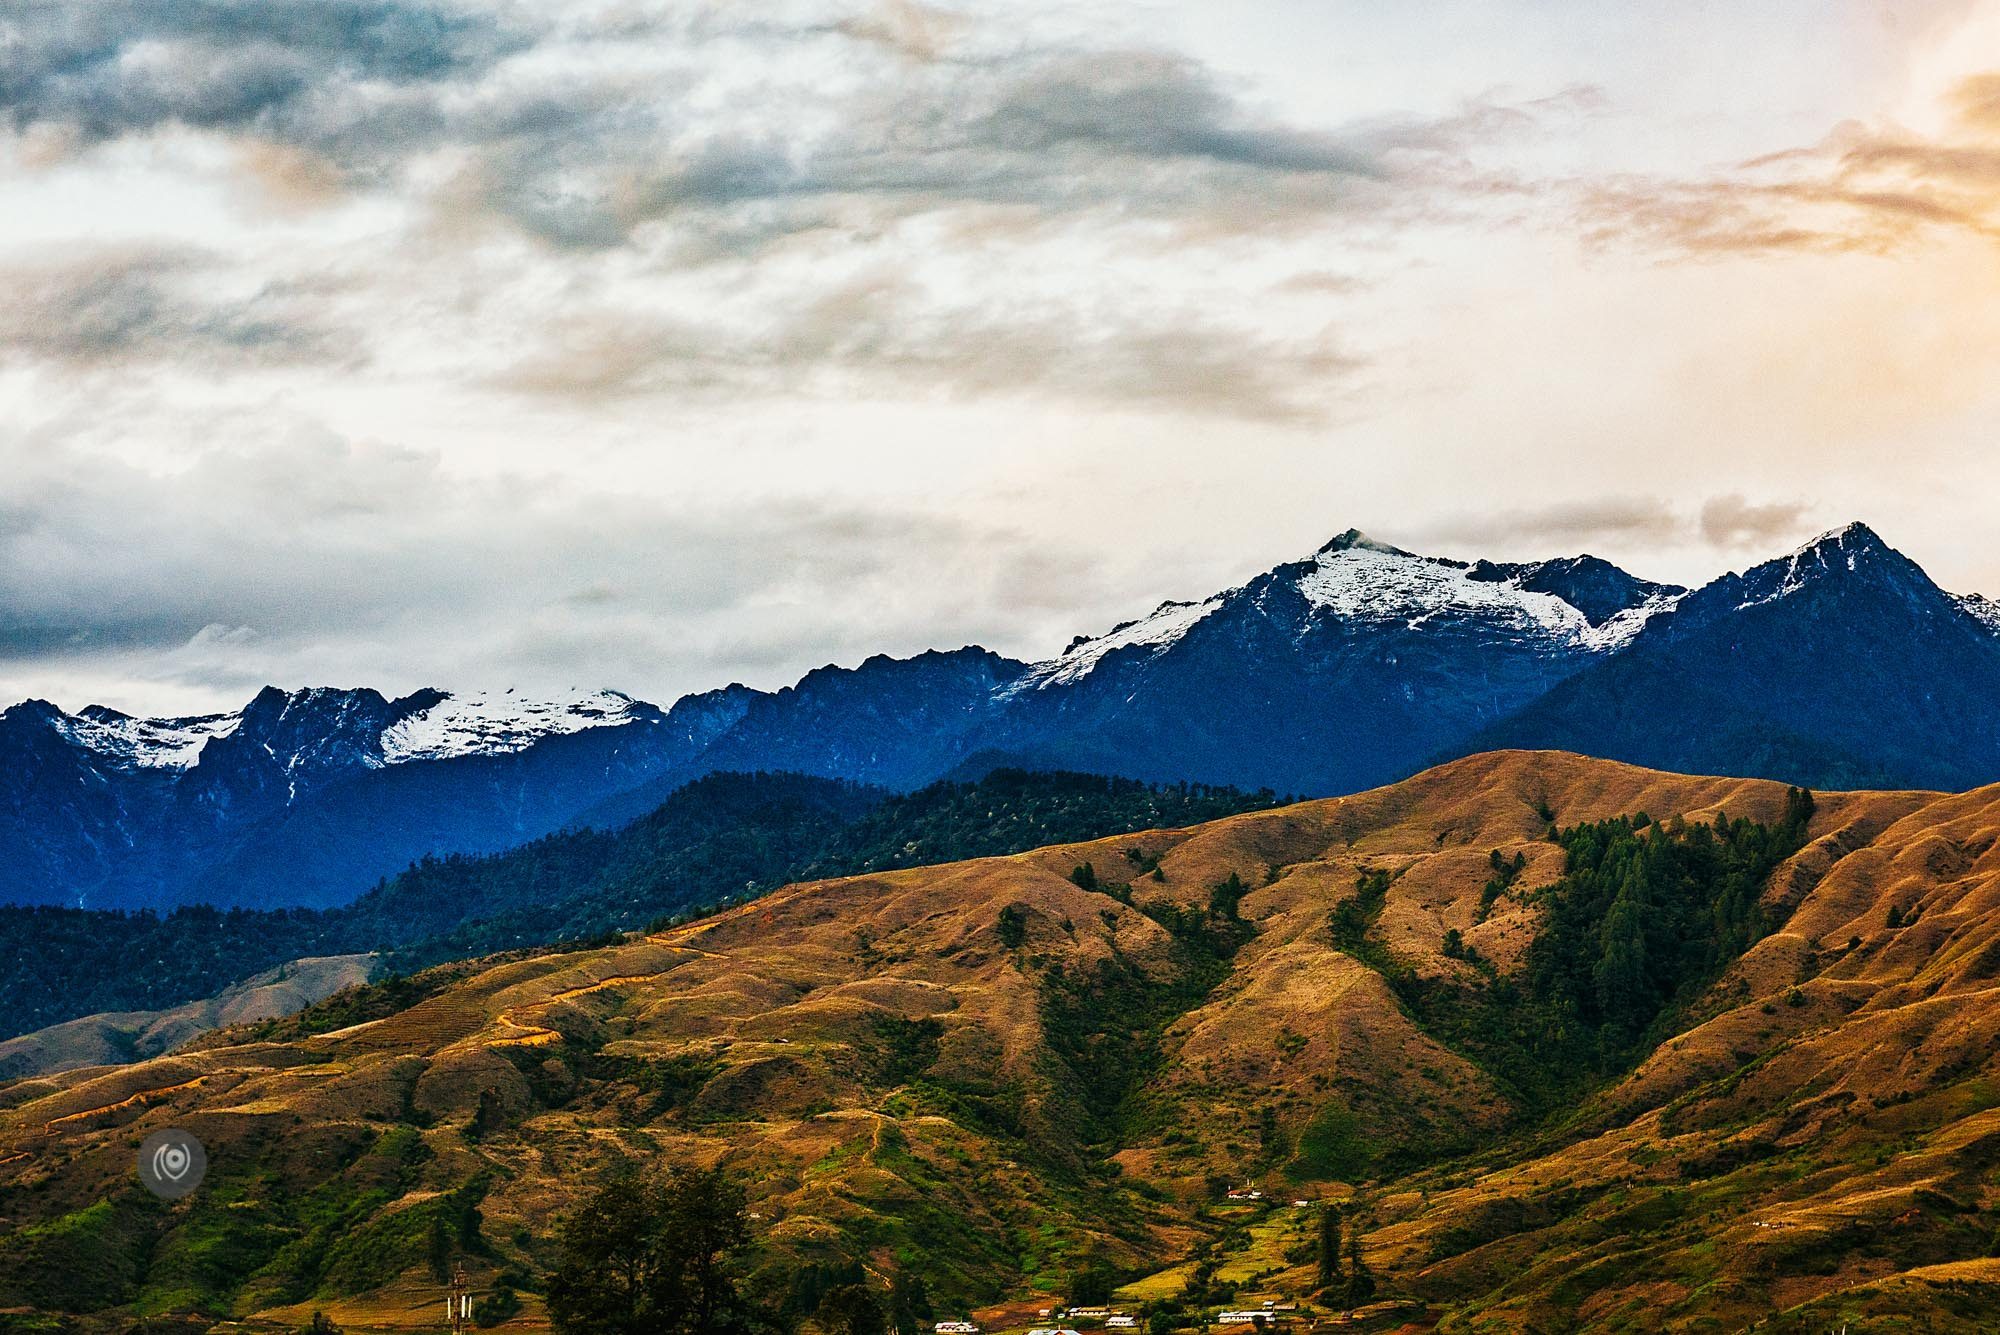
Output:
1382 787 1817 1115
0 769 1283 1040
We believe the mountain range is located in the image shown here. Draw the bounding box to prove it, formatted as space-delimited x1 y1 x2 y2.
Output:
7 520 1999 913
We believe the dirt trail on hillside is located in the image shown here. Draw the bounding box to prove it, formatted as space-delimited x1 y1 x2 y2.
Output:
42 1075 208 1135
484 945 725 1049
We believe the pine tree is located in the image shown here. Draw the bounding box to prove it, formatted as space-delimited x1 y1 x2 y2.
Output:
1209 872 1248 920
1315 1209 1344 1290
888 1274 931 1335
817 1285 887 1335
1592 864 1650 1034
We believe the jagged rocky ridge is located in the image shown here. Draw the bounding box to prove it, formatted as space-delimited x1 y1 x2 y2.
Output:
6 522 1999 912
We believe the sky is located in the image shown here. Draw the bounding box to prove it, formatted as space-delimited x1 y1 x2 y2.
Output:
4 0 2000 715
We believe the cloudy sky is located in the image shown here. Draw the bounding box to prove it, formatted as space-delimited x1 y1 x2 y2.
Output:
5 0 2000 715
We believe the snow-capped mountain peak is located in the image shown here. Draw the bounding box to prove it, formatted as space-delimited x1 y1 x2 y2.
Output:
1297 540 1585 636
377 687 644 763
0 683 699 911
1294 534 1681 650
54 706 240 769
1317 527 1416 558
35 685 651 777
1733 521 1921 612
1015 529 1684 696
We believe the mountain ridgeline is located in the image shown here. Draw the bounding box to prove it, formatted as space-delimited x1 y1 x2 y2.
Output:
1473 524 2000 787
0 769 1283 1043
5 520 1999 916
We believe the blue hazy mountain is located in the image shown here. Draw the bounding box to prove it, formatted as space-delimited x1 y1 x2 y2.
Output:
0 686 748 911
963 530 1685 794
6 522 1996 913
1468 522 2000 789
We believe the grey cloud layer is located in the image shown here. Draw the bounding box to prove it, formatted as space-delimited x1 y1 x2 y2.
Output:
497 270 1360 421
0 431 1115 702
1 0 518 142
0 248 344 366
2 2 1501 239
0 0 1562 418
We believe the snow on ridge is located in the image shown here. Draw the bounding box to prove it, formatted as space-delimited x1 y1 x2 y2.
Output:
57 709 240 769
1579 590 1684 652
378 687 641 763
1018 538 1675 692
1735 521 1877 612
1960 593 2000 637
1017 596 1228 690
1790 520 1874 557
1296 545 1599 643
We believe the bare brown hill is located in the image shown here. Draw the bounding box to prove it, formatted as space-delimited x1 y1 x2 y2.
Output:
4 752 1999 1331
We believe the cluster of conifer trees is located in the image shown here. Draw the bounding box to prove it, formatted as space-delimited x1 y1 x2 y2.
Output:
1393 788 1817 1110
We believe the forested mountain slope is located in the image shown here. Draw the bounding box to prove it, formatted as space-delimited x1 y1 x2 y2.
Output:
0 769 1280 1043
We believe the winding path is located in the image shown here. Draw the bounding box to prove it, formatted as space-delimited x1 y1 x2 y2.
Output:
42 1075 209 1136
484 943 726 1050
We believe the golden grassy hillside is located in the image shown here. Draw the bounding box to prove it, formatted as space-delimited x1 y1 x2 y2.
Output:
4 751 1999 1332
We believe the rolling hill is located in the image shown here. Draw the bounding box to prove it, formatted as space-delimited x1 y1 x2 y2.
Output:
7 751 2000 1331
0 955 376 1083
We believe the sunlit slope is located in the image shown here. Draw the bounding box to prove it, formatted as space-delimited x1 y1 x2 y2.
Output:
7 751 2000 1330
